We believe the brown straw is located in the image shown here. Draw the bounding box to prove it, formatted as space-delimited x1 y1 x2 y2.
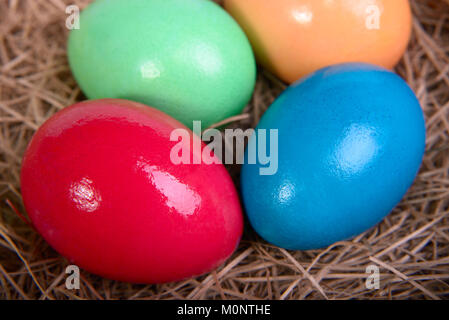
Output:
0 0 448 299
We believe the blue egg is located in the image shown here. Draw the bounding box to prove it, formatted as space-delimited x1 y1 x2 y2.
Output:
241 63 426 250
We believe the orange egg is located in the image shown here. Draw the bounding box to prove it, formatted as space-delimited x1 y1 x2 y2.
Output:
224 0 412 83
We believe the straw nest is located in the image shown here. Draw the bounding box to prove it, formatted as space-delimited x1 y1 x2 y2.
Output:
0 0 448 300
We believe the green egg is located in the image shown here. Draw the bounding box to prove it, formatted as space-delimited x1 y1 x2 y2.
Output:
68 0 256 129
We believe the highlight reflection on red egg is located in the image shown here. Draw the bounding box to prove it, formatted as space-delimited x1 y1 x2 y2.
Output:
20 99 243 284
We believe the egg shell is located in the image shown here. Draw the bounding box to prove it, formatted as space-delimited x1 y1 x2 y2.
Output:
225 0 412 83
20 99 243 284
68 0 256 129
241 63 425 250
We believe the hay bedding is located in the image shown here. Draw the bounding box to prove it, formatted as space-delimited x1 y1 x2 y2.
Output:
0 0 448 300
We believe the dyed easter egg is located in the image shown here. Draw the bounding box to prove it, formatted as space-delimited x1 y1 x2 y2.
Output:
68 0 256 129
225 0 412 83
241 63 425 250
20 99 243 283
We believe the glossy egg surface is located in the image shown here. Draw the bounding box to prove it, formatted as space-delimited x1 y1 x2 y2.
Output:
241 63 425 250
225 0 412 83
68 0 256 129
21 99 243 283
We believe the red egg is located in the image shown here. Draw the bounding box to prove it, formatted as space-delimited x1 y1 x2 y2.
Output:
20 99 243 284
